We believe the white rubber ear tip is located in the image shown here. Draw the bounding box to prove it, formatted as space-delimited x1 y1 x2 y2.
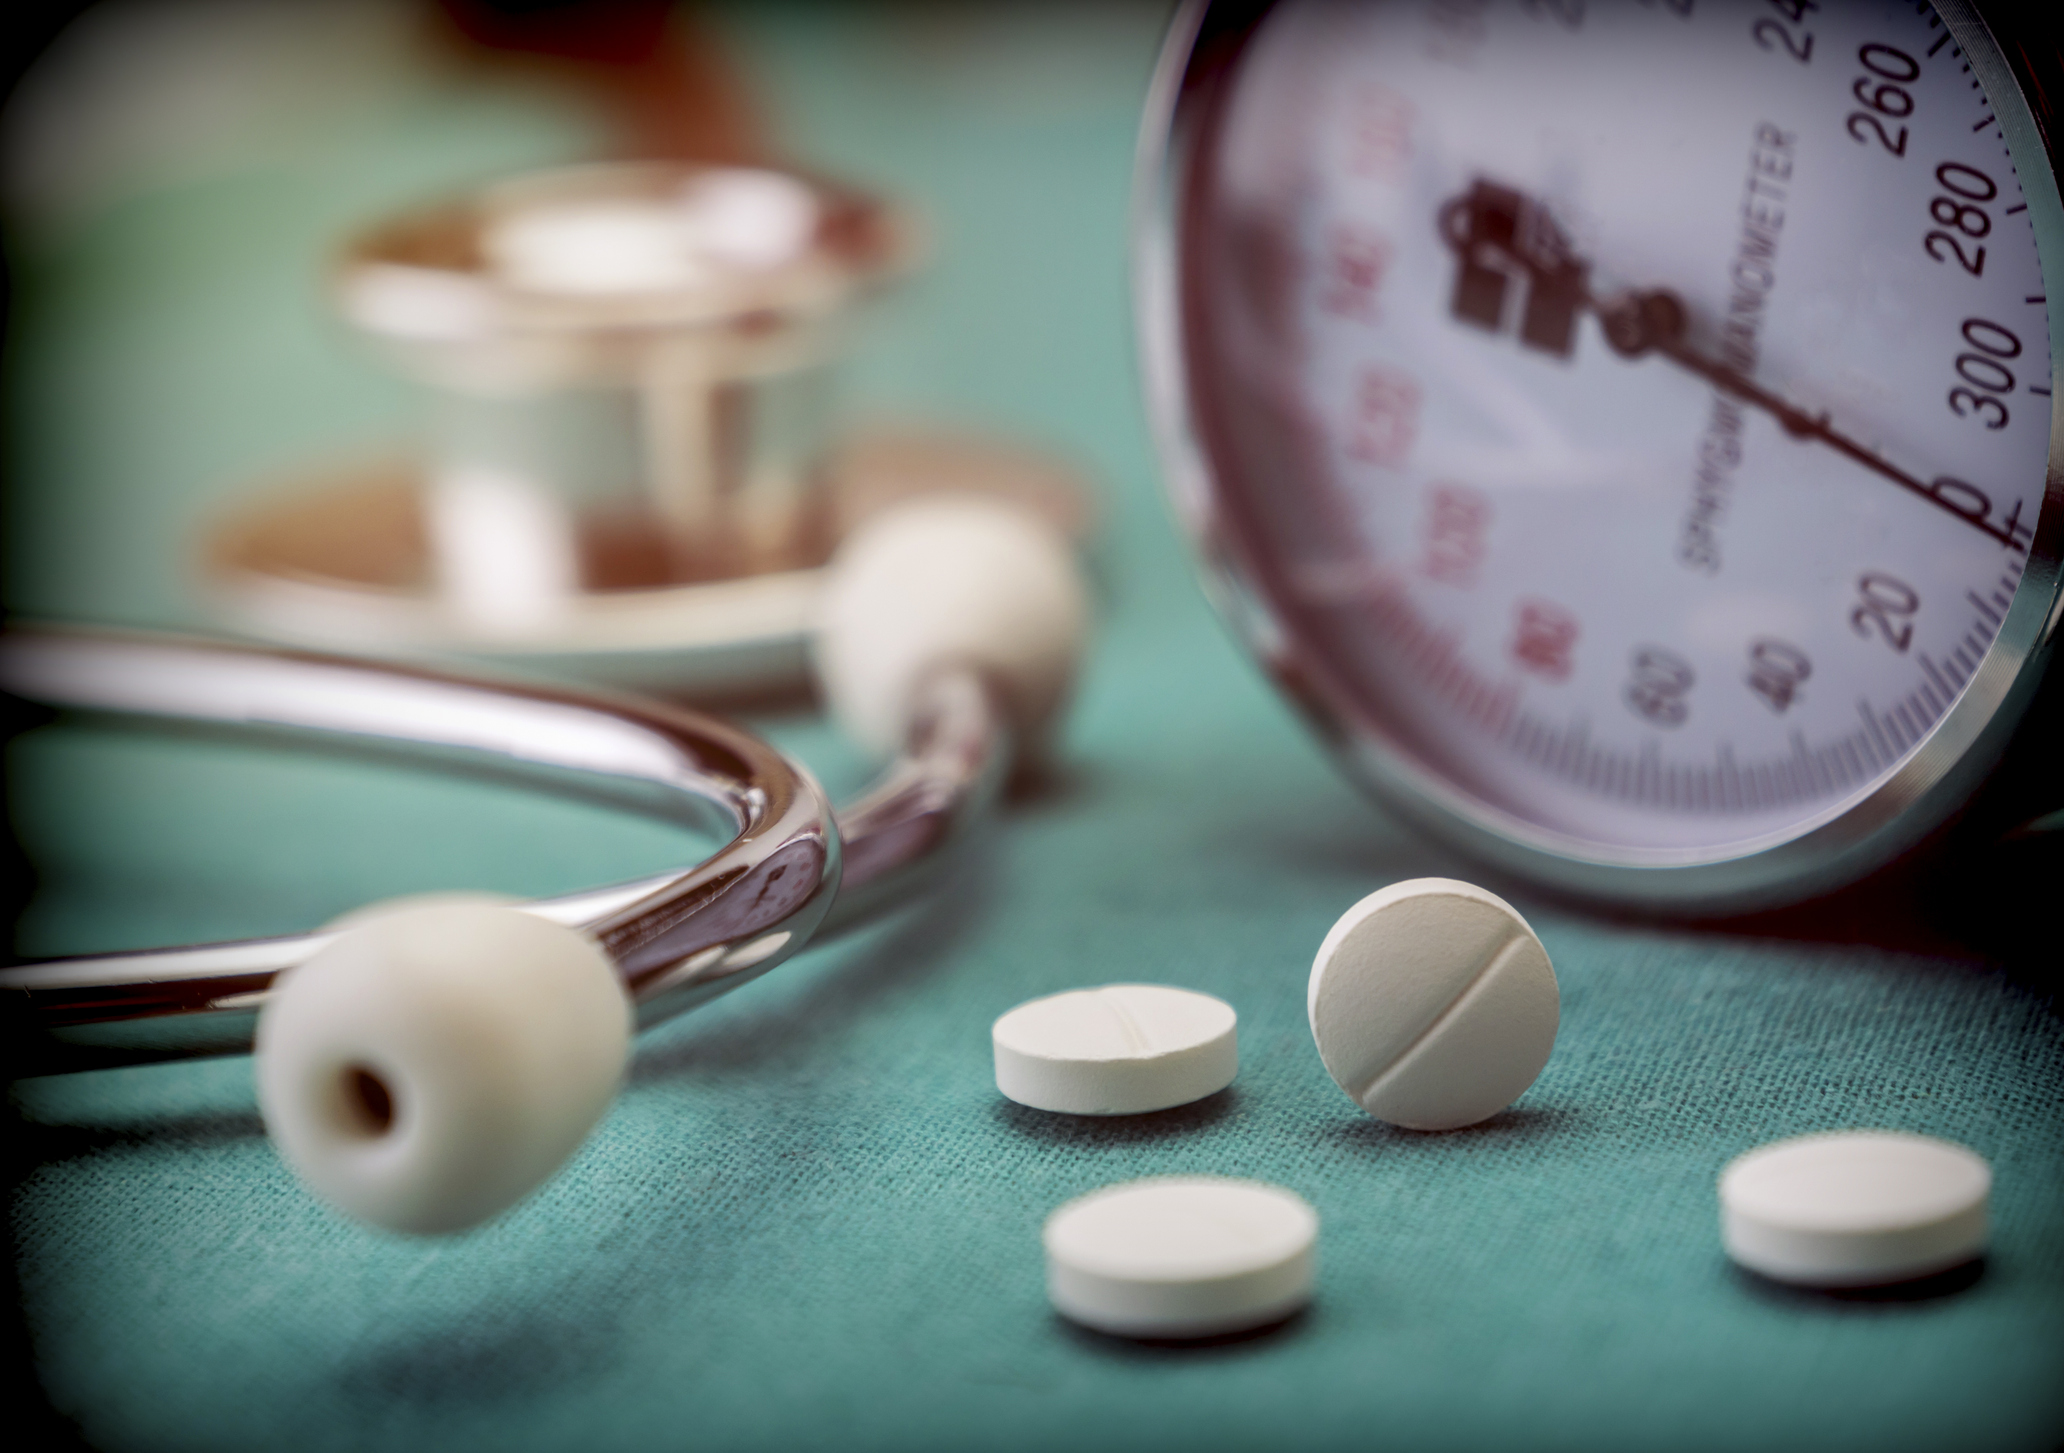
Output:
255 903 631 1234
812 494 1089 760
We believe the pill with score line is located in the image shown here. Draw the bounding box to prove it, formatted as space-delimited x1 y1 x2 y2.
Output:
991 984 1237 1115
1308 878 1559 1131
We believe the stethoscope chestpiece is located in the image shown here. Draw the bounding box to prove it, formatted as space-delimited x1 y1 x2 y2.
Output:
203 159 1096 699
334 160 915 596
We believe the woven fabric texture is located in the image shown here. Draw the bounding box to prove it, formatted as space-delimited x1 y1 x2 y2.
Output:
7 6 2062 1451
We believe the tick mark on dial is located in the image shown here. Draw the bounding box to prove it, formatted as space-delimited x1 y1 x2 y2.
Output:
1918 654 1957 706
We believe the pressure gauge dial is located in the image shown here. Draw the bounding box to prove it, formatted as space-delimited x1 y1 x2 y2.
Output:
1139 0 2062 911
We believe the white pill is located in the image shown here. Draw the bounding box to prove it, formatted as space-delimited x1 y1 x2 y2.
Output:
993 984 1237 1115
1044 1177 1317 1338
1719 1131 1990 1287
812 494 1089 762
256 903 631 1234
1308 878 1558 1131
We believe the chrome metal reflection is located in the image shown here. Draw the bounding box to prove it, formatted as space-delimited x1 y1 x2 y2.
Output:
0 629 1007 1072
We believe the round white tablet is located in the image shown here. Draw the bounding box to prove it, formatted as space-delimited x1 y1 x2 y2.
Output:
1043 1177 1317 1338
992 984 1237 1115
1308 878 1559 1131
1719 1131 1990 1288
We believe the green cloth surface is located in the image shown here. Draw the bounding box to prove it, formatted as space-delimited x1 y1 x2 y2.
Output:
6 6 2062 1451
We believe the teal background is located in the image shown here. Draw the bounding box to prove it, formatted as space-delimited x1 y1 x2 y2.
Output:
6 5 2061 1450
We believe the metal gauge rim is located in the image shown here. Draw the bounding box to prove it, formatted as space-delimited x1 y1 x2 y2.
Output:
1134 0 2064 913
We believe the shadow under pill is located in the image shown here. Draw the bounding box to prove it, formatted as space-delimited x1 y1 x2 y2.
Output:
1054 1304 1312 1360
1322 1102 1582 1150
992 1086 1240 1144
1730 1257 1987 1309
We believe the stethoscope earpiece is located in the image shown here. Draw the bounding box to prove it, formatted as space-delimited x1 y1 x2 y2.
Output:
3 156 1097 1235
814 493 1091 762
254 901 631 1234
5 488 1085 1234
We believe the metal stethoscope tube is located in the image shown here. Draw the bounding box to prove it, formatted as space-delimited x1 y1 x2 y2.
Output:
0 627 1009 1076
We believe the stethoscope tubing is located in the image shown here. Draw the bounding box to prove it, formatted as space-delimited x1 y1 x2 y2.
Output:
0 628 1009 1075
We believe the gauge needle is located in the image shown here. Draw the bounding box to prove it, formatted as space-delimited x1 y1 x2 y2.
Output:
1437 179 2032 553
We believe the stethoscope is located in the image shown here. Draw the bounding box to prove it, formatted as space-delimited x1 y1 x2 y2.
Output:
200 158 1093 698
1 491 1088 1234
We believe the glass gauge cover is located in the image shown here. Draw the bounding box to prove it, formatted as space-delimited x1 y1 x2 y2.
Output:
1140 0 2063 910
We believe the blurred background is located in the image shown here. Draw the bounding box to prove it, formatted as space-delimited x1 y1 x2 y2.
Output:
2 0 1170 634
1 0 1193 956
